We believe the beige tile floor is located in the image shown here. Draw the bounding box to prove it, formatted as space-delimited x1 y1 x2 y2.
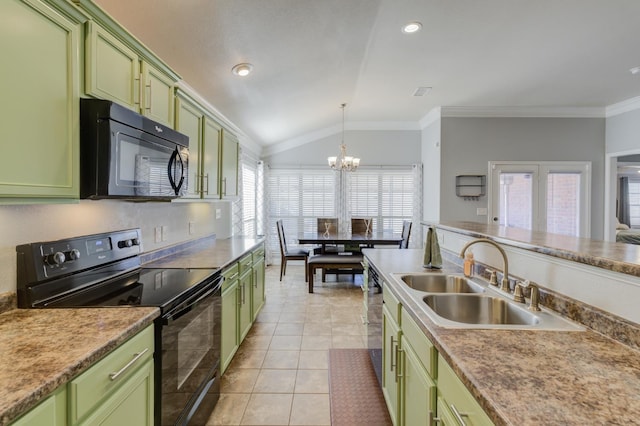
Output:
207 264 366 426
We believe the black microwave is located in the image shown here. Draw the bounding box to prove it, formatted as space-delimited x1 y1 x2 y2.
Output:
80 99 189 200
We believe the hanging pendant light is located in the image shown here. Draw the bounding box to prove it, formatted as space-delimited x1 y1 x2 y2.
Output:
328 103 360 172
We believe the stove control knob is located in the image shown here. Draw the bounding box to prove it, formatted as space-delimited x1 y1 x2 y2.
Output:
131 238 140 246
46 251 66 266
118 239 133 248
68 249 81 260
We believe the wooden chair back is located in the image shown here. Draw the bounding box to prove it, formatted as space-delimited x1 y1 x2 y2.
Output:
317 218 338 237
276 219 288 256
400 220 412 249
351 218 373 235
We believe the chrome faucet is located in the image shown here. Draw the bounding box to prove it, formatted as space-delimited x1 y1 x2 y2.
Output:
460 239 511 293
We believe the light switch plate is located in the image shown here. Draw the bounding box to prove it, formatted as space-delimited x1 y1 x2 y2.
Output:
161 226 169 241
154 227 162 243
476 207 488 216
215 209 222 219
189 221 195 235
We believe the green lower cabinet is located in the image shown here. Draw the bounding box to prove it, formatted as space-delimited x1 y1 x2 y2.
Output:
382 304 401 425
401 339 436 425
437 354 494 426
10 386 66 426
238 268 253 342
73 359 154 426
221 274 240 374
251 256 265 321
10 325 154 426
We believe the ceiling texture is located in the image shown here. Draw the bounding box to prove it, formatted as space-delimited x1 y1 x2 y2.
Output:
94 0 640 152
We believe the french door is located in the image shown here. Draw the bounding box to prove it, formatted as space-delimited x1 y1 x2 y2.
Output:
488 161 591 237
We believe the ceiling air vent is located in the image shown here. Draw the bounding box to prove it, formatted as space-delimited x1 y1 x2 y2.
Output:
413 87 432 97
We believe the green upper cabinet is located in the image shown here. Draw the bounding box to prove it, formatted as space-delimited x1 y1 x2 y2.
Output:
175 89 222 200
0 0 81 200
141 61 175 128
82 7 178 128
220 130 239 199
85 21 140 110
203 117 222 199
175 90 206 198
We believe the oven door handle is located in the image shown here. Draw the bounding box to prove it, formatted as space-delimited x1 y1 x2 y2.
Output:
164 279 221 323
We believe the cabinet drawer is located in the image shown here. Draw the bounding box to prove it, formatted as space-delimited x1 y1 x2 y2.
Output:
252 245 265 263
222 263 239 286
238 253 253 273
401 309 437 378
437 354 494 426
382 286 401 326
69 326 154 424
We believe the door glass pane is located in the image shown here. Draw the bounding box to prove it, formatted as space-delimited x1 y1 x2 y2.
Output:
546 173 580 236
499 173 532 229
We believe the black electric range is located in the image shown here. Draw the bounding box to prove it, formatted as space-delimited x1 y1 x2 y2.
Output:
16 229 222 426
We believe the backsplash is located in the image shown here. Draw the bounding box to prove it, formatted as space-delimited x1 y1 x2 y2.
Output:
442 250 640 351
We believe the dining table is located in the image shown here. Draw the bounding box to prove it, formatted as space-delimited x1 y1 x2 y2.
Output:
297 231 403 253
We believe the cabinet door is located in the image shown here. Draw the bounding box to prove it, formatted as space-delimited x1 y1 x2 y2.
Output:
382 305 401 425
77 359 154 426
252 257 265 321
220 130 239 198
141 61 175 128
10 386 66 426
175 93 205 198
238 269 253 342
202 117 221 199
401 340 436 426
85 20 140 110
221 279 239 374
0 0 80 199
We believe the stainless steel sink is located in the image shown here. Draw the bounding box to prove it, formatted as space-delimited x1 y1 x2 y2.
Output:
398 274 485 293
423 294 538 325
390 272 584 330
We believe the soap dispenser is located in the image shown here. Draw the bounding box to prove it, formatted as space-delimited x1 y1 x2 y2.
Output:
463 251 474 277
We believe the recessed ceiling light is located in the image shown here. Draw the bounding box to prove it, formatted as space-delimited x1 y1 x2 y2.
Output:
232 63 253 77
630 66 640 75
402 22 422 34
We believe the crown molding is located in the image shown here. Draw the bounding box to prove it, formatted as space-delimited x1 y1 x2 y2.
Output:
606 96 640 118
439 105 605 118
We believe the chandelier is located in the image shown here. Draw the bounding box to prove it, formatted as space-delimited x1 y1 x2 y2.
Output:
327 103 360 171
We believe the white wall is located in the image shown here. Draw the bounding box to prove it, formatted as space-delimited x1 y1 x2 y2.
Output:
439 117 606 239
606 108 640 154
264 130 421 166
421 118 441 223
0 200 231 294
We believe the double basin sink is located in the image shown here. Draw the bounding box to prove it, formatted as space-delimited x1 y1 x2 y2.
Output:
391 273 583 331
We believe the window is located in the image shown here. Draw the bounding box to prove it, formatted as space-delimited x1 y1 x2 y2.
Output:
267 165 420 262
233 149 262 237
349 169 414 234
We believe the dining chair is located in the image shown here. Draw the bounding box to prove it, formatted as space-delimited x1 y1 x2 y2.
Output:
276 220 309 282
399 220 412 249
351 217 373 235
317 218 338 237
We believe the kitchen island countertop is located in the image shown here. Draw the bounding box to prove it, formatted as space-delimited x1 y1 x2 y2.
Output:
0 306 158 425
364 248 640 425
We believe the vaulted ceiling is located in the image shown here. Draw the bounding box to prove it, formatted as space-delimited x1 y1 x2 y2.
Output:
94 0 640 150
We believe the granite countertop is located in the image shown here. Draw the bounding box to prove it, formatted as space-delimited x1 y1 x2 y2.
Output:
0 306 159 425
364 248 640 425
142 236 264 269
434 220 640 277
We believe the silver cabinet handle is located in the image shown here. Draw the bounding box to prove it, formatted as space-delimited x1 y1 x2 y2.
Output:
204 173 209 195
109 348 149 381
134 77 141 106
450 404 469 426
390 336 397 372
145 83 152 111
